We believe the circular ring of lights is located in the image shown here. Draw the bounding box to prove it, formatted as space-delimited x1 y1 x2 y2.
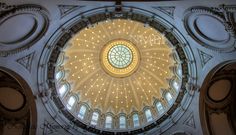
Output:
38 6 197 135
101 39 140 77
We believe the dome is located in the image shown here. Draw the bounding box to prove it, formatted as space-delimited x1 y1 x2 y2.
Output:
54 18 183 131
1 1 236 135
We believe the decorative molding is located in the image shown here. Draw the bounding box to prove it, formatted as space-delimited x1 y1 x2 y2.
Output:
197 50 213 68
0 4 49 56
211 5 236 37
152 6 175 18
0 2 16 14
183 112 196 129
184 5 236 52
42 119 58 135
16 52 35 72
58 5 84 18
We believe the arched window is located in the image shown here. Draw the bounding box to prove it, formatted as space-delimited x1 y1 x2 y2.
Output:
173 80 180 91
105 115 112 129
66 96 76 110
156 102 164 115
58 84 67 97
166 92 174 105
178 65 182 76
90 112 99 126
55 70 63 80
119 116 126 129
145 109 153 122
133 114 139 128
78 105 87 119
56 53 64 66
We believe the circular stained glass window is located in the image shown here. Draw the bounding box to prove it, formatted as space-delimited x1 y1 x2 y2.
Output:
108 44 133 68
100 39 140 78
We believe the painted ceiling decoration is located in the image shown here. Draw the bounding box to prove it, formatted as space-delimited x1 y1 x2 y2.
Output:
61 19 175 114
39 5 196 134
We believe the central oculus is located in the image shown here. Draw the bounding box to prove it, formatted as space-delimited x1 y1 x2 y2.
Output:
101 39 140 77
108 44 132 68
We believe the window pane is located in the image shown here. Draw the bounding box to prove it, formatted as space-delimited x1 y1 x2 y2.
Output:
119 116 126 129
91 112 99 126
55 71 63 80
166 92 174 105
66 96 75 110
133 114 139 127
105 116 112 128
78 105 87 119
156 102 164 115
59 85 67 97
177 65 182 76
57 53 64 65
145 109 153 122
173 80 179 90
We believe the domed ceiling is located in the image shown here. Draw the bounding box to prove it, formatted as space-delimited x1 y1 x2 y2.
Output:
60 19 176 114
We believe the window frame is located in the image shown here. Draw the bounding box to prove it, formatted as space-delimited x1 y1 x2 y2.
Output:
144 109 153 122
132 113 140 128
105 115 113 129
78 105 87 120
90 112 99 126
66 96 76 110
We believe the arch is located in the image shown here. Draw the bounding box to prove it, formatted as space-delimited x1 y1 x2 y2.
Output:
90 111 99 126
0 67 37 135
155 101 165 115
56 52 65 66
199 61 236 135
58 82 70 97
119 115 126 129
144 109 153 122
78 105 87 120
105 115 113 129
55 69 65 81
66 96 76 110
132 113 140 128
165 92 174 105
172 78 180 92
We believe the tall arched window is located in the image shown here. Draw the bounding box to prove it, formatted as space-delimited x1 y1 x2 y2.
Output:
58 84 68 97
55 70 63 80
156 102 164 115
145 109 153 122
105 115 112 129
90 112 99 126
133 114 139 128
78 105 87 119
66 96 76 110
119 116 126 129
177 65 182 77
166 92 174 105
173 80 180 90
56 53 64 66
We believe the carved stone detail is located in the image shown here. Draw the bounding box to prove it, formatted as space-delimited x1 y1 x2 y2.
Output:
152 6 175 18
0 3 49 56
16 52 35 72
197 50 213 68
184 5 236 52
58 5 84 18
183 112 196 129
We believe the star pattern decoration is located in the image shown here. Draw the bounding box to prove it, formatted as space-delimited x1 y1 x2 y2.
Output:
59 19 176 114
